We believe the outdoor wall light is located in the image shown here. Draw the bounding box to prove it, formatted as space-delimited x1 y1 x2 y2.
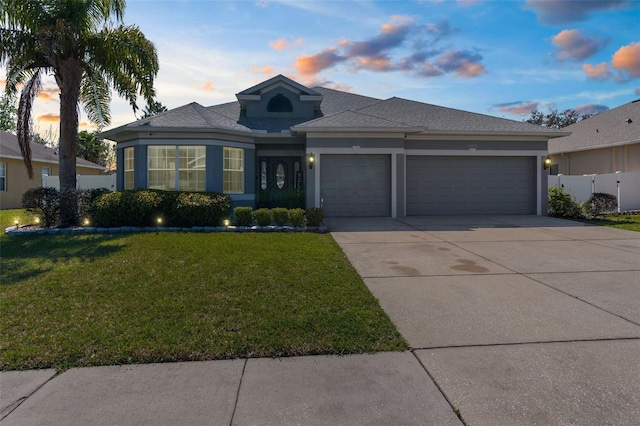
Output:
543 156 552 170
308 153 315 169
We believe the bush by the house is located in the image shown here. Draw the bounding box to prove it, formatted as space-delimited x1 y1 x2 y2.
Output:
21 187 60 228
92 190 231 228
272 207 289 226
288 208 305 227
77 188 112 222
170 192 232 227
305 208 324 227
233 206 254 226
582 193 618 217
253 208 273 226
548 187 583 218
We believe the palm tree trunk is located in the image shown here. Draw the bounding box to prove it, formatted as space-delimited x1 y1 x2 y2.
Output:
58 59 82 227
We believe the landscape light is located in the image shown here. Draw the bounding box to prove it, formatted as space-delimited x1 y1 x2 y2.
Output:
13 218 19 228
223 219 230 227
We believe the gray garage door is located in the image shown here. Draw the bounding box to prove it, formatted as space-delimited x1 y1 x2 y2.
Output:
406 156 535 215
321 154 391 217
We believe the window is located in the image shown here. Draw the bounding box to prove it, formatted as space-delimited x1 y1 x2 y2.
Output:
267 94 293 112
124 147 134 190
0 163 5 192
148 145 205 191
260 161 267 190
178 146 205 191
275 163 286 189
223 147 244 193
41 167 51 177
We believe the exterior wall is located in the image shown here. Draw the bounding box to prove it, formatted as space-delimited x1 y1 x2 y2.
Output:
115 137 257 210
0 157 102 209
550 143 640 175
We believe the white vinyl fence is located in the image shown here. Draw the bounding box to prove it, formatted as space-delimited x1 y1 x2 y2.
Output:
42 174 116 191
548 171 640 212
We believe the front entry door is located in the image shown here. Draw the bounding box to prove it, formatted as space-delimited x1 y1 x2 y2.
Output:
257 157 304 208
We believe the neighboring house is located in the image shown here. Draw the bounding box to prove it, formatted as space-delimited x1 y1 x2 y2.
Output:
548 100 640 175
102 75 566 217
0 131 106 209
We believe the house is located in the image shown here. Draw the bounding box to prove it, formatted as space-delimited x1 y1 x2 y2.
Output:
0 131 106 209
548 100 640 175
102 75 567 217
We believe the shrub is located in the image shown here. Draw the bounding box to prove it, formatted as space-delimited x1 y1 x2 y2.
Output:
548 187 583 218
172 192 232 227
582 192 617 217
233 206 254 226
305 207 324 227
92 190 162 227
22 187 60 227
288 208 305 227
77 188 112 222
253 208 273 226
272 207 289 226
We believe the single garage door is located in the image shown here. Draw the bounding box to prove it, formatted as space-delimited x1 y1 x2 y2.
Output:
406 156 535 215
321 154 390 217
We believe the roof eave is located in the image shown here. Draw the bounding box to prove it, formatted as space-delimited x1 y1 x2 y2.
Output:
415 129 571 138
291 126 422 134
549 137 640 154
100 126 252 141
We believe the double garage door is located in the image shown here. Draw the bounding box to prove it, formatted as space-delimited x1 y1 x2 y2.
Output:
320 154 535 217
406 156 535 215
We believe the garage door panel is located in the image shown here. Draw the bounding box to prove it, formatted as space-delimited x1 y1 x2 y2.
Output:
407 156 535 215
321 155 390 217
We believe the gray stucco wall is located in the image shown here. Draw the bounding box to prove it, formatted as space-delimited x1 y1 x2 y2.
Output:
405 139 548 151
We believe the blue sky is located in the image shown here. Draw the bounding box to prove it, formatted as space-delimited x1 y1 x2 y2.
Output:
6 0 640 133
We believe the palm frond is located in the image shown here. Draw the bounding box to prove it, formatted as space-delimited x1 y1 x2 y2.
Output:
86 24 159 113
16 70 42 179
80 65 111 128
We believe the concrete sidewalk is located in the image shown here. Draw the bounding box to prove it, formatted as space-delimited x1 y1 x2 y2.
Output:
2 215 639 425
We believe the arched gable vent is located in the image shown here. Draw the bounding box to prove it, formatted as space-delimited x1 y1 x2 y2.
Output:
267 94 293 112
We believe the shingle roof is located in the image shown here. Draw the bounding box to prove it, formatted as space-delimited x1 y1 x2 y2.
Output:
102 79 565 138
0 131 105 169
549 100 640 154
352 97 562 134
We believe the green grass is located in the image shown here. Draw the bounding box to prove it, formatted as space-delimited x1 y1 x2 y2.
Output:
579 214 640 232
0 227 407 370
1 209 38 230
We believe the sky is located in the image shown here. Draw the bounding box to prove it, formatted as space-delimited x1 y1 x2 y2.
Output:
2 0 639 136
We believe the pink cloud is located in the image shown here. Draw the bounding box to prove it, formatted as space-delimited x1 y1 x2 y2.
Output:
552 29 608 61
269 38 287 51
493 101 541 116
294 48 346 78
436 50 487 78
612 42 640 79
201 81 215 92
582 62 611 80
252 65 276 76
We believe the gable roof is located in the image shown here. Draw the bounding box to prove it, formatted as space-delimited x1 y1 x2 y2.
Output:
0 131 105 169
549 100 640 154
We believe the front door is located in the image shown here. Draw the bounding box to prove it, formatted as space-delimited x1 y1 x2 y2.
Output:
257 157 305 208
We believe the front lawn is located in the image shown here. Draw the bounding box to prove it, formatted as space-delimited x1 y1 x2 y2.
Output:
0 231 407 370
582 214 640 232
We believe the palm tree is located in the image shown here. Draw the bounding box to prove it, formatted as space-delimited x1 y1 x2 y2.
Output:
1 0 158 226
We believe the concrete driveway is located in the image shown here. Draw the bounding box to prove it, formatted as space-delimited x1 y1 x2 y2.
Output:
327 215 640 426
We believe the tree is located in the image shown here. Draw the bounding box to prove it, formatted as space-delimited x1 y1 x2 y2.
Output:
140 100 168 119
0 95 17 132
1 0 158 226
526 108 592 129
77 130 109 166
